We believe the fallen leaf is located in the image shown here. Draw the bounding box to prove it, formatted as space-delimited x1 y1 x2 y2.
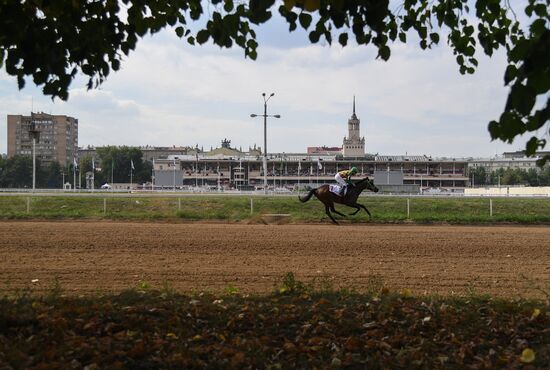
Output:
520 348 535 363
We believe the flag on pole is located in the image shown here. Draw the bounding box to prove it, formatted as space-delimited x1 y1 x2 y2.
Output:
73 157 78 168
317 158 323 170
131 159 135 170
92 157 95 171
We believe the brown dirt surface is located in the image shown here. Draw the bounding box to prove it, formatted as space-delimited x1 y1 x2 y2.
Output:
1 221 549 298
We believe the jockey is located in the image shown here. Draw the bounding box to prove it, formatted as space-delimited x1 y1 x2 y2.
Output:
335 167 358 196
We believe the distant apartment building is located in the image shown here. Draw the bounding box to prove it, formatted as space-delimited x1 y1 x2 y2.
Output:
7 112 78 166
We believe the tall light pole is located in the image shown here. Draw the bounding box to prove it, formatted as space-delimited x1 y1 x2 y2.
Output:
250 93 280 194
28 113 40 192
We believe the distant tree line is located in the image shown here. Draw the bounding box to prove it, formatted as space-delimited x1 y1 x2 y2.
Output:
0 155 64 188
0 146 152 189
469 166 550 187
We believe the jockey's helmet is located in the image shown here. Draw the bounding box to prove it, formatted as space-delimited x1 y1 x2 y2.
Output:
350 166 358 174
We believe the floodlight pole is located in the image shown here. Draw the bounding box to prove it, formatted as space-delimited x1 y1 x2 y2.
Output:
28 113 40 193
32 137 36 192
250 93 280 194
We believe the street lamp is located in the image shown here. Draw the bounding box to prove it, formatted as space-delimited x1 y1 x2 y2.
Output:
250 93 281 194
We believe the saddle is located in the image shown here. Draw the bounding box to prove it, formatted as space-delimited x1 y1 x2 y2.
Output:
329 184 342 196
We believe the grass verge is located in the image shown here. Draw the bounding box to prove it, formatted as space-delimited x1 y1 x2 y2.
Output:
1 195 550 224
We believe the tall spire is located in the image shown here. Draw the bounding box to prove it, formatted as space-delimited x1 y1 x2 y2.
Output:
351 95 357 119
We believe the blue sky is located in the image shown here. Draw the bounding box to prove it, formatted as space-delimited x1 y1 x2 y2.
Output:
0 6 536 158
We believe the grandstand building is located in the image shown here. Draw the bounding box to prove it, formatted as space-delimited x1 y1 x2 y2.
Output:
152 151 468 191
151 101 469 191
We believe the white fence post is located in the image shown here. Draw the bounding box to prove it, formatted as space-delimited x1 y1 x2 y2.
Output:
103 198 107 214
26 197 30 213
250 198 254 214
407 198 410 218
490 199 493 217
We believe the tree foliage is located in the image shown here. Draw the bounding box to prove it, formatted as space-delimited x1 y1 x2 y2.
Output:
42 161 64 189
96 146 151 184
0 0 548 163
0 155 33 188
470 165 550 185
0 155 69 188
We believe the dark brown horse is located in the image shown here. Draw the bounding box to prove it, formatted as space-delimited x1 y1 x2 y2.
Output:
298 176 379 224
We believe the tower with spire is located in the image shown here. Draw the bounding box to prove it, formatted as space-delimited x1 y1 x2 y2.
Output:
342 96 365 157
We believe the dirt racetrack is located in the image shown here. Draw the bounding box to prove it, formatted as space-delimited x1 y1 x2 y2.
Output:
1 221 549 298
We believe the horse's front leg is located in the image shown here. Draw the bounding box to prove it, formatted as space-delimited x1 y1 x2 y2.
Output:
356 203 372 218
348 205 361 216
331 205 346 218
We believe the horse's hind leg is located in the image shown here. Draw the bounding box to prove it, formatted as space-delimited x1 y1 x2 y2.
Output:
349 206 360 216
325 204 339 225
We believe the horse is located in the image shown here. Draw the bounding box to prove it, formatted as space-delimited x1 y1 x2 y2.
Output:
298 176 379 224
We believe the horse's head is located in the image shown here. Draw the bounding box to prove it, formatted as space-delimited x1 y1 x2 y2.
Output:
359 176 379 193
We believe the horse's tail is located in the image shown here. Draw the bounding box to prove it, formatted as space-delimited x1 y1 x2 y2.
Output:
299 188 317 203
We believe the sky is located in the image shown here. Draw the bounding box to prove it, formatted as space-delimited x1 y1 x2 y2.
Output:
0 7 537 159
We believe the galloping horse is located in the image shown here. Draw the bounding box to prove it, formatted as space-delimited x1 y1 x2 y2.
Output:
298 176 379 224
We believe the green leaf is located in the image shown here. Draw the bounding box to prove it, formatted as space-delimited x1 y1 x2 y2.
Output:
175 26 184 38
429 32 439 44
418 26 427 39
309 30 320 43
224 0 234 12
398 32 406 43
111 59 120 71
378 45 391 61
463 25 474 36
525 136 540 155
299 13 312 29
534 3 548 17
338 33 348 47
247 49 258 60
187 36 195 45
196 30 210 44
